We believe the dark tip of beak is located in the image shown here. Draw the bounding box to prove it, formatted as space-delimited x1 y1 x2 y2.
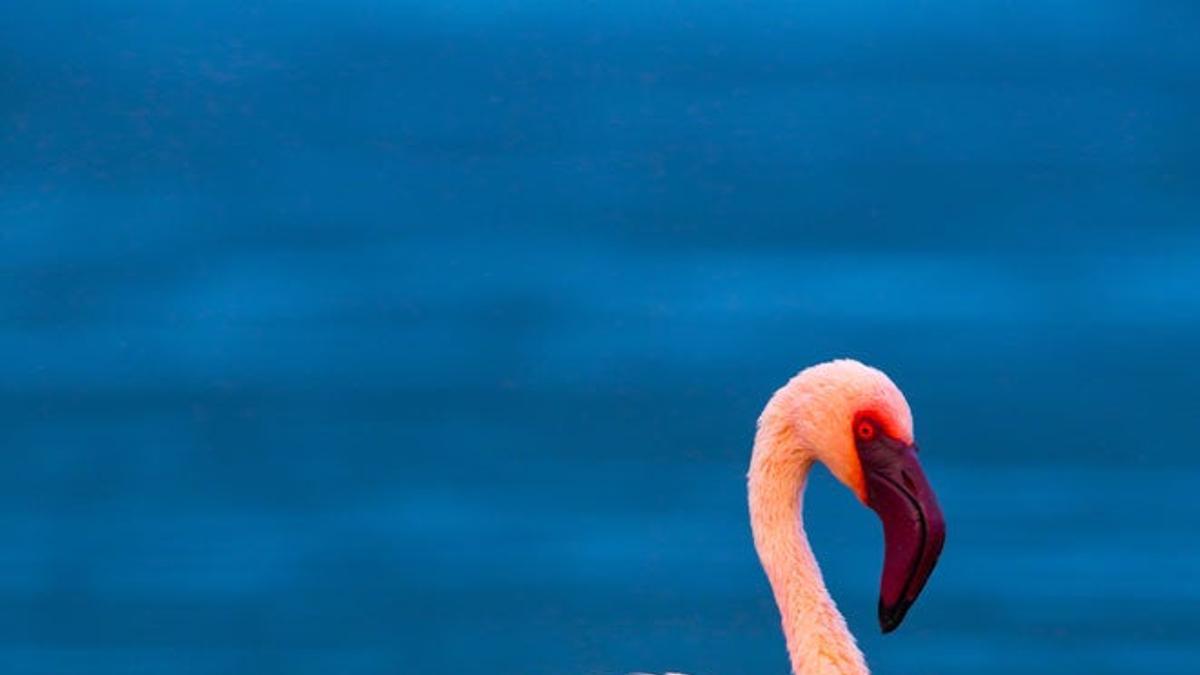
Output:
879 596 913 634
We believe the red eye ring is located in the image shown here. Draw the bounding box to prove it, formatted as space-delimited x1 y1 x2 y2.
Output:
855 420 876 441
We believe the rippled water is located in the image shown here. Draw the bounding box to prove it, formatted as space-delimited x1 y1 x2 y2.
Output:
2 2 1199 673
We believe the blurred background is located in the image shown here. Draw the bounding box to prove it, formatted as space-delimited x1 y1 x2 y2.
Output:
2 2 1198 674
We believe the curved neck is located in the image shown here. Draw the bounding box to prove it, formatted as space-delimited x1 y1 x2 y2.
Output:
749 413 868 675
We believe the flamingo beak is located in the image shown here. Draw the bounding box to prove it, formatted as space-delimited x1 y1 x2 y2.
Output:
858 437 946 633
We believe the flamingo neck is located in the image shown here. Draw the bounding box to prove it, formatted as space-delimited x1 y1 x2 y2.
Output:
749 419 868 675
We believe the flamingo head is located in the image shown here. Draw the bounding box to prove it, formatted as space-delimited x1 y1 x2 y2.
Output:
783 359 946 633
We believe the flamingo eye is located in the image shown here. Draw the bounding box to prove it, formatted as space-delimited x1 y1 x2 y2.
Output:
855 420 877 441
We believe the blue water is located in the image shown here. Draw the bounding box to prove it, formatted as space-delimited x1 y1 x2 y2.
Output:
2 2 1199 673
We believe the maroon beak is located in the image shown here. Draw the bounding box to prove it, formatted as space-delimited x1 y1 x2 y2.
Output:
856 434 946 633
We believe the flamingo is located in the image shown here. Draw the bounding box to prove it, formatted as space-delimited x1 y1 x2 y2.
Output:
745 359 946 674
